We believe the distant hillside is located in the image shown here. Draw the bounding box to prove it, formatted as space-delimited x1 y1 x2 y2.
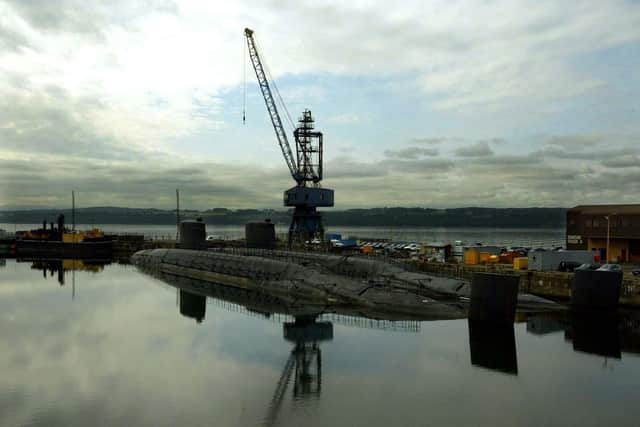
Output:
0 206 566 228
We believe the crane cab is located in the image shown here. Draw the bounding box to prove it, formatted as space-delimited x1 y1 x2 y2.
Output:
284 186 334 208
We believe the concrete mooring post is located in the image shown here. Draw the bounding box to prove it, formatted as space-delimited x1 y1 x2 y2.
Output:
178 219 206 250
571 270 622 310
469 272 520 323
245 219 276 249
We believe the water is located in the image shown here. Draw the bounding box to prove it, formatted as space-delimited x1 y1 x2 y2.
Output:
1 259 639 426
0 224 566 248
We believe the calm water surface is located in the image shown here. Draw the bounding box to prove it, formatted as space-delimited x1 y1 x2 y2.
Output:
1 259 638 426
0 224 565 248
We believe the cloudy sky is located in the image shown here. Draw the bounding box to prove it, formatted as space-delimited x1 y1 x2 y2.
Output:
1 0 639 209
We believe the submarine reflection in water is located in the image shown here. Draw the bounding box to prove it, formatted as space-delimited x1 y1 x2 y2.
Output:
179 290 206 323
467 319 518 375
171 282 333 427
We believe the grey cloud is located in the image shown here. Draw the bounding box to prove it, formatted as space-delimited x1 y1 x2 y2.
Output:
0 88 143 161
409 137 463 145
482 138 506 145
384 147 439 159
544 135 602 147
325 157 389 179
535 145 638 161
387 158 454 174
410 137 444 145
5 0 108 38
454 141 493 157
0 19 33 52
467 154 542 167
601 156 640 168
4 0 178 38
0 156 285 209
325 156 453 180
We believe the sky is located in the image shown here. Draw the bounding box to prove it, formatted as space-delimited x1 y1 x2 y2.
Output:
1 0 639 210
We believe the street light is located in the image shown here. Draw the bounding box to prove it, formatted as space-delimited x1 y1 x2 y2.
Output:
604 213 617 263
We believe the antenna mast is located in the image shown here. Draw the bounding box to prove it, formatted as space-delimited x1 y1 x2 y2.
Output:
72 190 76 231
176 189 180 241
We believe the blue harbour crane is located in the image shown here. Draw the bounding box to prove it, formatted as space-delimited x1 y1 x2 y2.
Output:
244 28 334 247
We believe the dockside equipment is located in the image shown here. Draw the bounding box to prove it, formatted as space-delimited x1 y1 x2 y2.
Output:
244 28 334 247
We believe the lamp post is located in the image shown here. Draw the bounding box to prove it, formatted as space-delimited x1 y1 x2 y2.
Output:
604 215 610 263
604 213 617 263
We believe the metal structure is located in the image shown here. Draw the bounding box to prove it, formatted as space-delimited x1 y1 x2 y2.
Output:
244 28 334 246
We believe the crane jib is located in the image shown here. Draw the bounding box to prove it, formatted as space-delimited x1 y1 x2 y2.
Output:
244 30 301 183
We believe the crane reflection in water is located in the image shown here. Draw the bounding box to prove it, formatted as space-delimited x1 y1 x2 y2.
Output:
176 286 333 427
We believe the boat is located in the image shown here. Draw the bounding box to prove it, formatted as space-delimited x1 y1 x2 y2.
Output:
15 214 112 259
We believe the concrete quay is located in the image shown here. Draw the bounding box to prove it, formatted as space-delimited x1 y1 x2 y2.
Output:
406 260 640 308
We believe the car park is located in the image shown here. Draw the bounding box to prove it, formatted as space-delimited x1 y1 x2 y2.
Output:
597 264 623 272
574 263 601 271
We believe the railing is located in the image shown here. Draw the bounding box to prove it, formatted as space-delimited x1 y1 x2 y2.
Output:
205 294 420 332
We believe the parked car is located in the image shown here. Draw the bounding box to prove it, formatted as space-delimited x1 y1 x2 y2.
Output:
597 264 623 272
632 269 640 276
558 261 583 272
574 263 601 271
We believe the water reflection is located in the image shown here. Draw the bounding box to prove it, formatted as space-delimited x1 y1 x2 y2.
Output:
264 316 333 426
468 320 518 375
18 258 110 286
567 312 621 359
4 259 640 426
526 311 640 359
179 290 206 323
170 278 335 426
140 266 640 383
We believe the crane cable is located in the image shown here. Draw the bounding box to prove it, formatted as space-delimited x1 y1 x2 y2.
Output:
254 38 296 132
242 36 246 125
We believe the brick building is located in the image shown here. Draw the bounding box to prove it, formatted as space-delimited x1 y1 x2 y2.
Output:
566 205 640 263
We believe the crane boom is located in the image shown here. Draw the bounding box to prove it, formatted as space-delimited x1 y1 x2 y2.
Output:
244 28 300 183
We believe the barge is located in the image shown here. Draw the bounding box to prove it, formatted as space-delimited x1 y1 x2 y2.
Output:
15 214 112 259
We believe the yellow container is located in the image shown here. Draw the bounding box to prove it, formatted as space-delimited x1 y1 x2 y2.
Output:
513 257 528 270
62 232 84 243
479 252 491 263
465 249 479 265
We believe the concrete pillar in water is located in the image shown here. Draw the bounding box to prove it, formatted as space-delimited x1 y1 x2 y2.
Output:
246 219 276 249
469 272 520 323
179 219 206 250
571 270 622 310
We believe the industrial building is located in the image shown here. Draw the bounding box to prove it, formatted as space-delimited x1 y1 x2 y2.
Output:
566 204 640 263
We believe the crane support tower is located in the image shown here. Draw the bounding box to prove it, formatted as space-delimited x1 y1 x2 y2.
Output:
244 28 334 247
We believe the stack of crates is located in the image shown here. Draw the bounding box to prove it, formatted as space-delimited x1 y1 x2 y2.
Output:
465 248 479 265
513 257 528 270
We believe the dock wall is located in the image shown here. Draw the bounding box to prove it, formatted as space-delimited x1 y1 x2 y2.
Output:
407 261 640 307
